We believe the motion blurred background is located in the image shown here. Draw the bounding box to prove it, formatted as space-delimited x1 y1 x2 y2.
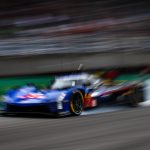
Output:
0 0 150 96
0 2 150 150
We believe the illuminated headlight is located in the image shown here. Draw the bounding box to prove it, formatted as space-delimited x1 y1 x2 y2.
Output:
57 93 66 109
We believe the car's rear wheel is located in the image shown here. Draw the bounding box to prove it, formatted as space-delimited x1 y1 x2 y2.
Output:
127 87 143 107
70 91 84 116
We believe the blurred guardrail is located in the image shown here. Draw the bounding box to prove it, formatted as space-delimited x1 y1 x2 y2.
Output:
0 34 150 56
0 52 149 76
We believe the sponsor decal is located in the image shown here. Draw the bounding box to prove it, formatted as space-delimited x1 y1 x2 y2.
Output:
18 93 45 99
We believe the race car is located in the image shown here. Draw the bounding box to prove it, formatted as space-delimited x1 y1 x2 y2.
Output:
90 81 144 107
2 73 99 116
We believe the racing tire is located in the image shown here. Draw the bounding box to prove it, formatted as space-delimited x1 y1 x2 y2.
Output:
128 94 138 107
70 91 84 116
127 88 143 107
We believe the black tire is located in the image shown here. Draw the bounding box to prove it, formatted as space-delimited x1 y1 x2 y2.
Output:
70 91 84 116
128 94 138 107
135 86 144 102
127 88 143 107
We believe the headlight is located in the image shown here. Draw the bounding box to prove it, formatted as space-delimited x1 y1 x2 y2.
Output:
57 93 66 102
57 93 66 109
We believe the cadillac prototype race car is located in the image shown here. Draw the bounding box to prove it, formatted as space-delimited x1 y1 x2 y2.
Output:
1 73 144 117
2 73 99 116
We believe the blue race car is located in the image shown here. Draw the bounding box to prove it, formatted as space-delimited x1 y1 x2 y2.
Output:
2 73 99 116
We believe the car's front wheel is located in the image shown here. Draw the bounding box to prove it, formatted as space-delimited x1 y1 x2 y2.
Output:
70 91 84 116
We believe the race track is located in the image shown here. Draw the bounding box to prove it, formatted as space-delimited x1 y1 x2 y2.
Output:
0 80 149 150
0 106 150 150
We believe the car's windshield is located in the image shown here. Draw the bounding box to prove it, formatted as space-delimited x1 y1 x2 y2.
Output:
51 79 76 90
51 74 101 90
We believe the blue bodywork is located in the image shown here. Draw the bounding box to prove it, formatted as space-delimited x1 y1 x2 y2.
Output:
2 75 88 115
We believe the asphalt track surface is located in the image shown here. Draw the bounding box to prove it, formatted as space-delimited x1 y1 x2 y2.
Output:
0 106 150 150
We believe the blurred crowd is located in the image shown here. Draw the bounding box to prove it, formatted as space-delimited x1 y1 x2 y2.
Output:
0 0 149 55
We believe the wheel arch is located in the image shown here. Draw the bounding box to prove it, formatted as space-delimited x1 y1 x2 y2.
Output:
70 89 84 116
